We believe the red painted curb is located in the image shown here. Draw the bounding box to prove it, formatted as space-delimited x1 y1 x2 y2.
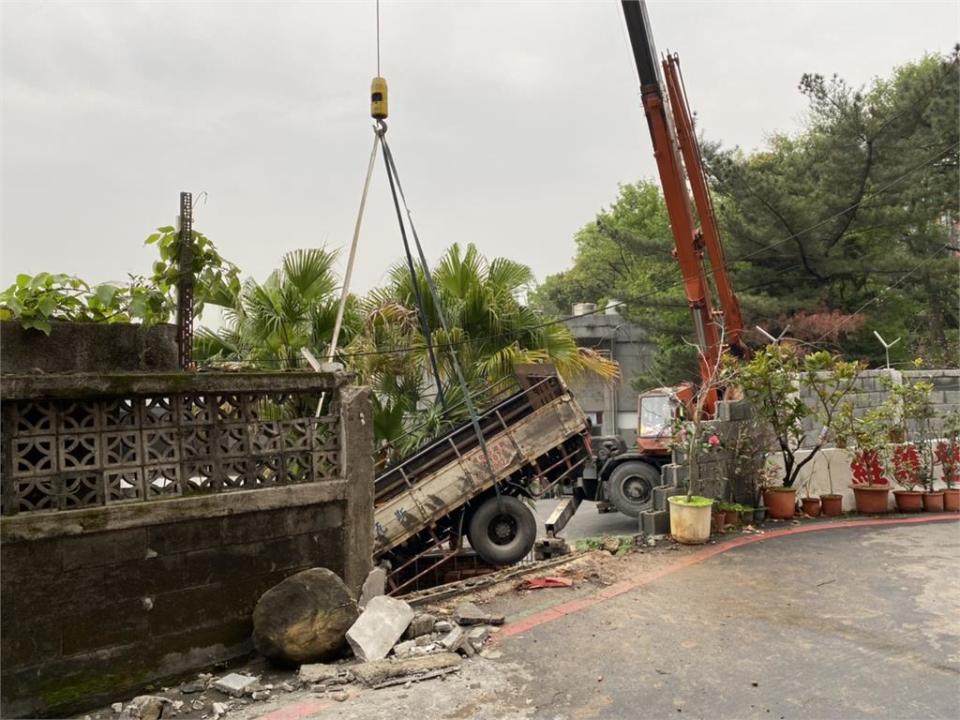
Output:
498 514 960 639
257 699 331 720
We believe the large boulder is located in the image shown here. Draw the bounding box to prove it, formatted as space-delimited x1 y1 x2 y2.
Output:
252 568 358 664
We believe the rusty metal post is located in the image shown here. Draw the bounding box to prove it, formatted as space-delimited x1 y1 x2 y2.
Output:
176 192 195 370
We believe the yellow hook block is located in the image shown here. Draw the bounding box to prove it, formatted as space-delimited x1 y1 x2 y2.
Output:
371 76 388 120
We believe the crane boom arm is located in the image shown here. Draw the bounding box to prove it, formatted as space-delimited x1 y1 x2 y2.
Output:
621 0 721 412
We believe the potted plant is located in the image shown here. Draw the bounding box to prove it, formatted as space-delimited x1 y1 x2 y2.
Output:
799 475 821 517
729 348 862 520
891 443 925 513
819 448 843 517
850 447 890 514
739 504 755 525
935 412 960 512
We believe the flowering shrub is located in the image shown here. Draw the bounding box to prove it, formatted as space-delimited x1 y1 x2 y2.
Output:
935 440 960 489
891 444 923 490
850 448 888 487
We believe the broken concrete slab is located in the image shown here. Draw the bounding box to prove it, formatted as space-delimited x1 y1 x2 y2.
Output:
358 567 387 609
346 594 415 662
352 652 462 687
453 602 490 626
392 639 417 657
213 673 258 698
404 612 436 639
298 663 340 685
434 620 454 633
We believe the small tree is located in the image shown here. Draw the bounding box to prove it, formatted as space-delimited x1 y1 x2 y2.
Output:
730 346 863 488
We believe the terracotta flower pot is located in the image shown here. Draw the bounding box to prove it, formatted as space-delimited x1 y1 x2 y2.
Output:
724 510 739 527
852 486 890 514
819 494 843 517
893 490 924 513
764 488 797 520
800 497 821 517
711 511 725 532
922 491 945 512
944 488 960 512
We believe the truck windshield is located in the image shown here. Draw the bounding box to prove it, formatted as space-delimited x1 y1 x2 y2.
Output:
638 394 672 437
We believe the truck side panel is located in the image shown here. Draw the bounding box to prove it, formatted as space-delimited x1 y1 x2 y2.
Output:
373 394 587 554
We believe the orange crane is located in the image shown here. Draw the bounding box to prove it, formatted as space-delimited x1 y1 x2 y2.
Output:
582 1 749 517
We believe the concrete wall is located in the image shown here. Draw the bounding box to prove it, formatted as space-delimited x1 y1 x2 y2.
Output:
0 372 373 718
563 313 655 446
1 321 178 373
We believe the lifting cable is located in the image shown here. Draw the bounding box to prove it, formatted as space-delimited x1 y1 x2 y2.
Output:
321 0 505 509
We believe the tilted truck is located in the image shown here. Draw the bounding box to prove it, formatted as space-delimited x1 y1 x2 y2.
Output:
372 366 593 593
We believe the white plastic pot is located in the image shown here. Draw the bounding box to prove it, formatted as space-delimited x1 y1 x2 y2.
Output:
667 496 712 545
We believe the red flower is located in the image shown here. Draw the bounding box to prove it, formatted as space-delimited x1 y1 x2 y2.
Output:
708 435 720 447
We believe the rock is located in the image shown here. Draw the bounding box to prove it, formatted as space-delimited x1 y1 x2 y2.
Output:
415 634 434 647
189 700 205 712
392 639 417 657
453 602 491 626
459 639 475 657
212 673 258 698
439 626 465 652
112 703 124 714
250 691 271 701
171 701 184 713
278 682 295 693
467 626 489 651
328 690 349 702
252 568 358 664
352 652 462 687
358 567 387 609
211 702 227 718
346 595 414 662
480 649 502 660
122 695 168 720
405 613 436 639
434 620 454 633
298 662 340 684
179 680 204 694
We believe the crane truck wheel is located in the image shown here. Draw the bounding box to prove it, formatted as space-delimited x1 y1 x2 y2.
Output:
608 461 659 517
467 495 537 566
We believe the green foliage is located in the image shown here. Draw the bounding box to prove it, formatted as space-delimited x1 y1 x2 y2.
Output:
0 272 169 333
195 247 358 370
728 347 863 487
707 50 960 365
1 225 239 335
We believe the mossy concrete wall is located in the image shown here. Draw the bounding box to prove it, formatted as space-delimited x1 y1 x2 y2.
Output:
0 321 178 373
0 379 373 719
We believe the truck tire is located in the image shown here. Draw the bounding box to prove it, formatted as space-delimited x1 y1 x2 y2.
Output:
607 461 659 517
467 495 537 566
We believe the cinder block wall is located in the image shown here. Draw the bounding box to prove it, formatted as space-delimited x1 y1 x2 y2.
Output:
0 374 373 719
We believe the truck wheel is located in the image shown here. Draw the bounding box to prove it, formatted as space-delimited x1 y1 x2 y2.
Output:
467 495 537 565
608 461 659 517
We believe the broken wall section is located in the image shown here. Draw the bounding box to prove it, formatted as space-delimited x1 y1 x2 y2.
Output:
0 371 374 719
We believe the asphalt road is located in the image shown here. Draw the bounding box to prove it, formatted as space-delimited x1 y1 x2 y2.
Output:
495 521 960 719
534 498 639 540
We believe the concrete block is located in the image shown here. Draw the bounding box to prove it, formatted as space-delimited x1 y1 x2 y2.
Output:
298 663 339 684
439 626 464 653
661 464 682 486
392 639 416 658
404 613 436 639
653 485 678 511
453 602 491 626
640 510 671 536
213 673 258 697
346 595 414 662
358 567 386 609
467 626 490 651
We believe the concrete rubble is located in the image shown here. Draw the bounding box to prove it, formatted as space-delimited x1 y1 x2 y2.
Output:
212 673 258 698
346 595 415 662
358 567 387 609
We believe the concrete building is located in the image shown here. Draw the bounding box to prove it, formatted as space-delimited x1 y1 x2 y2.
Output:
563 303 655 447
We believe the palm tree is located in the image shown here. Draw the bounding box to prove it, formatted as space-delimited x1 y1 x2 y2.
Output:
348 243 618 454
195 248 359 369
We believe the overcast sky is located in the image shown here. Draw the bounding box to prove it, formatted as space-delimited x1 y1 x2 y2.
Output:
2 1 957 304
